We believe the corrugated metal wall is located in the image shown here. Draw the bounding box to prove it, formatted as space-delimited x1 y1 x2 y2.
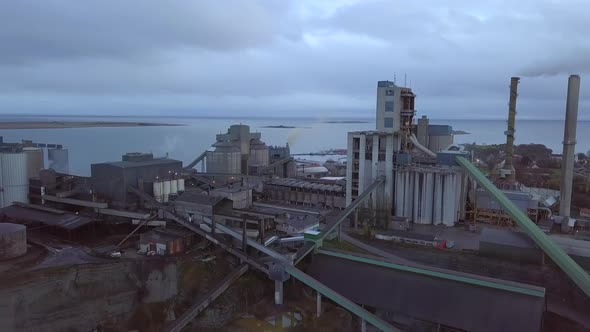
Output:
0 152 29 207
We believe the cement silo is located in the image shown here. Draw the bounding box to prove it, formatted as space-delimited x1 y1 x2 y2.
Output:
0 151 29 207
249 138 269 167
0 223 27 259
23 147 44 179
206 141 241 174
170 179 178 195
394 166 464 226
48 148 69 174
162 180 171 202
153 181 163 202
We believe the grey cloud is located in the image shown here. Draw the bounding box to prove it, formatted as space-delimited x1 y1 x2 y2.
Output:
0 1 296 64
0 0 588 119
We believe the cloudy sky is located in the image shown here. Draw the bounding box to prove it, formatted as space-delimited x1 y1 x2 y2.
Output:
1 0 588 119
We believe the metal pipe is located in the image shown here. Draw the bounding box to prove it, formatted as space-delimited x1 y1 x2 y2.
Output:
560 75 581 220
409 134 436 158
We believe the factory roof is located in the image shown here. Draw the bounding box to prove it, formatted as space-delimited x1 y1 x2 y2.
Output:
308 253 544 332
0 222 25 233
97 158 181 169
267 178 343 192
0 205 93 230
212 186 250 194
428 124 453 136
175 191 227 206
300 166 329 174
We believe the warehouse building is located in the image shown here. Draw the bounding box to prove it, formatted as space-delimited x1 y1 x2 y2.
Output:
91 152 182 208
416 116 455 152
173 191 233 224
138 227 194 256
263 178 346 209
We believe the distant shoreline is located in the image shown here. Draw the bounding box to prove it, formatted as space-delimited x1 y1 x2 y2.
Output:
323 120 370 124
261 125 296 129
0 121 183 129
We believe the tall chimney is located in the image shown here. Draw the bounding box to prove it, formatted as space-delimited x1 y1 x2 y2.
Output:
502 77 520 183
559 75 581 226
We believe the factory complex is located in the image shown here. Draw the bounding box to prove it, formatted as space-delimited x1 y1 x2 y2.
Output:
0 77 589 331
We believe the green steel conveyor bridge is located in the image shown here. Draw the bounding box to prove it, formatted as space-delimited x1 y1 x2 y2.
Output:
455 156 590 297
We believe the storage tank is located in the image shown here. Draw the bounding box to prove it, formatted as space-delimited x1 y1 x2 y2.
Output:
48 148 69 174
0 152 29 207
206 141 241 174
162 180 171 202
153 181 163 202
249 138 269 166
394 167 463 227
177 178 185 192
23 147 44 179
0 223 27 259
170 179 178 195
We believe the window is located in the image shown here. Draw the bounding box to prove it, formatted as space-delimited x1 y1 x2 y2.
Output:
384 117 394 128
384 101 394 112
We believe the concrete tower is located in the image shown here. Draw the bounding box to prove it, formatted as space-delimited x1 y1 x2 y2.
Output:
502 77 520 183
559 75 581 224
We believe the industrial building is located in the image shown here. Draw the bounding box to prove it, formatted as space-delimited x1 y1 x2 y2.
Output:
173 191 233 224
474 189 546 225
206 124 269 175
0 137 69 208
91 152 183 208
209 186 252 209
347 81 469 227
416 116 455 152
375 80 416 137
185 124 295 178
138 227 194 256
263 178 346 209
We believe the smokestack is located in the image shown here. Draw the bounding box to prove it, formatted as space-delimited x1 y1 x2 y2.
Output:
560 75 581 226
502 77 520 183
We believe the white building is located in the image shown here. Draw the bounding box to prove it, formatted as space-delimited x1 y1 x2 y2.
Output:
346 81 466 226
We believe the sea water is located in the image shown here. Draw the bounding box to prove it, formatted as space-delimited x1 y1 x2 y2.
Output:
0 116 588 176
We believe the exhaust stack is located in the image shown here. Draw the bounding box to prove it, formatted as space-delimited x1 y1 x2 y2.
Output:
502 77 520 183
559 75 581 228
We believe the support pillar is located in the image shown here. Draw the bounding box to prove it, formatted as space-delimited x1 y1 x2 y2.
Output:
338 223 342 242
242 216 248 253
372 134 379 211
316 291 322 318
361 319 367 332
259 219 265 244
274 280 283 305
211 216 216 236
